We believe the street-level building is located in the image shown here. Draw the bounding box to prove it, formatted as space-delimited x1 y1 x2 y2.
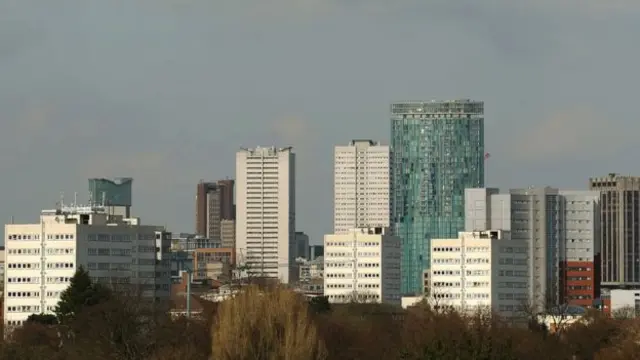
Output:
429 230 528 319
324 227 400 305
465 188 600 310
4 204 171 328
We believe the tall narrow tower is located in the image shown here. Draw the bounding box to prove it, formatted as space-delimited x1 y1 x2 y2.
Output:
590 174 640 290
333 140 390 234
390 100 484 294
195 180 235 239
235 146 296 283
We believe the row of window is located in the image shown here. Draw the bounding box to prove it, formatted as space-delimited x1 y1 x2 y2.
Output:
7 263 40 269
7 248 76 256
500 247 528 254
326 241 381 247
327 284 352 289
498 293 528 301
7 249 40 255
46 262 74 269
498 270 528 277
498 258 527 266
88 233 155 242
325 262 380 268
5 233 73 241
7 305 41 313
7 277 40 284
46 234 74 240
7 234 41 240
86 262 132 271
326 294 381 300
325 272 382 279
48 248 74 255
433 281 490 288
91 276 131 284
358 284 380 289
498 282 527 289
87 248 137 256
7 291 40 298
567 267 592 272
9 233 161 243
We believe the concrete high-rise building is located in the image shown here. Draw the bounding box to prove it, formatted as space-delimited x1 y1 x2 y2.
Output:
590 174 640 290
465 188 600 309
220 219 236 248
235 146 295 283
88 178 133 217
391 100 484 294
333 140 390 234
429 230 528 319
196 182 216 237
195 180 235 240
324 227 401 305
217 179 235 220
4 204 171 328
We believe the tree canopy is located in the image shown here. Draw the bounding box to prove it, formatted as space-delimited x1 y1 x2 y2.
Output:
53 266 111 323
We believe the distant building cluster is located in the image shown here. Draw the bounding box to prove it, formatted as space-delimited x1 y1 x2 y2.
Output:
5 99 640 326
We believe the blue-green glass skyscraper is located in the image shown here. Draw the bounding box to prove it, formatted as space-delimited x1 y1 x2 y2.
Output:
390 100 484 294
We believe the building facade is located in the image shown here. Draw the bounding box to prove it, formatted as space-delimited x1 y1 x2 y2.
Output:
309 245 324 261
333 140 389 234
88 177 133 217
589 174 640 291
195 180 235 241
4 205 171 327
324 227 401 305
299 256 324 281
220 219 236 249
193 247 235 281
391 100 484 294
609 289 640 317
465 188 600 309
429 230 528 318
295 232 310 260
235 146 296 283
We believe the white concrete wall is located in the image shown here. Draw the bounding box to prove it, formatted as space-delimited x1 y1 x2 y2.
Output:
334 141 389 234
235 147 295 283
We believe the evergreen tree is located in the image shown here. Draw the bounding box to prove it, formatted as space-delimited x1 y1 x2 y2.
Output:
26 313 58 325
54 266 111 323
309 296 331 314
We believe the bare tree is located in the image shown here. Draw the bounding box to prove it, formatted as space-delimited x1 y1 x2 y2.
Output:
211 285 326 360
517 290 582 336
419 286 456 314
611 305 638 320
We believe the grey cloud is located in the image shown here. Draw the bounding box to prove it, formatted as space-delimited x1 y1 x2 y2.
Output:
1 0 640 241
507 107 635 164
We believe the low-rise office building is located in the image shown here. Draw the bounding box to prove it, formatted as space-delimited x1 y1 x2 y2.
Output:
324 227 400 305
429 230 529 319
4 204 171 327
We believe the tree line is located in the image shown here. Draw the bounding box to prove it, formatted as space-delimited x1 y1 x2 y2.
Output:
2 268 639 360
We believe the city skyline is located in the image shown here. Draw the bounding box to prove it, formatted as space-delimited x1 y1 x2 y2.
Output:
3 1 640 245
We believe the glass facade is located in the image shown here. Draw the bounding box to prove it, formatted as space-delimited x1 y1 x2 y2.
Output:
390 100 484 294
88 178 133 206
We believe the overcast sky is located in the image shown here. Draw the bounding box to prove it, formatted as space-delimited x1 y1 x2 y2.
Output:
2 1 639 243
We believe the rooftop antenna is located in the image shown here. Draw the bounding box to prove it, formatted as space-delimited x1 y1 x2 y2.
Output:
101 192 106 207
10 216 14 224
73 192 78 207
60 192 65 208
88 191 93 207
